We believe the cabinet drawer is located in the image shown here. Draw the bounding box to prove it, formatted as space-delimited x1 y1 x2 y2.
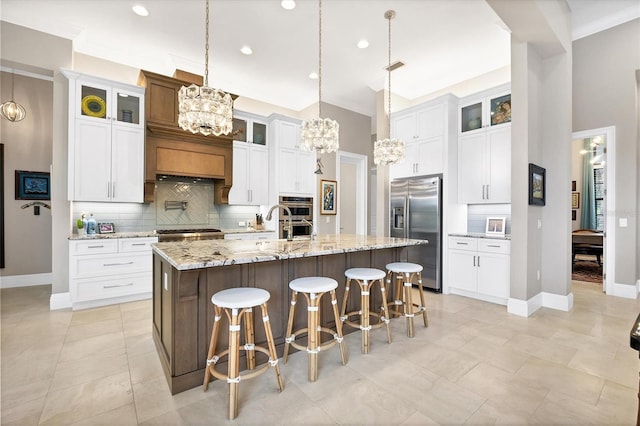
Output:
478 239 510 254
70 239 118 255
74 272 151 302
449 237 477 251
72 252 152 277
119 237 158 252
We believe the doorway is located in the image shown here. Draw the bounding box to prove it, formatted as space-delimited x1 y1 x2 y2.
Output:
336 151 367 235
571 126 615 295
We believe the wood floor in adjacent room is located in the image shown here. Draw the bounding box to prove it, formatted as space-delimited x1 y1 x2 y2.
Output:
1 281 638 425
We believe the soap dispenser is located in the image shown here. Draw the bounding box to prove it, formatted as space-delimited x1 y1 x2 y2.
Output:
86 214 97 235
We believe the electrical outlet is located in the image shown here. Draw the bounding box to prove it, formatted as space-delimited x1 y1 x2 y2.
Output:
537 270 540 280
326 217 330 224
620 218 628 227
537 219 542 229
239 221 245 227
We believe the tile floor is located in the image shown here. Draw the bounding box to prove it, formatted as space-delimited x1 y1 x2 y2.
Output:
1 281 639 425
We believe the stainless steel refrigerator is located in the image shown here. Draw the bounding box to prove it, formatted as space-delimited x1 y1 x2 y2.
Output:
390 175 442 292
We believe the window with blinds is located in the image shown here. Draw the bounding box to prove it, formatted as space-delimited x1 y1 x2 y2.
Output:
594 167 604 231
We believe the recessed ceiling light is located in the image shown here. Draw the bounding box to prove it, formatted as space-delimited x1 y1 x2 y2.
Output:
357 39 369 49
132 5 149 17
309 72 318 79
281 1 295 10
240 46 253 55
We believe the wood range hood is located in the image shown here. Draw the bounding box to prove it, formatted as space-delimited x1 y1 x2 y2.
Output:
137 69 238 204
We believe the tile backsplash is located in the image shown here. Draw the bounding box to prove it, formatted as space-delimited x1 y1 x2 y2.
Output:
72 181 263 233
467 204 511 234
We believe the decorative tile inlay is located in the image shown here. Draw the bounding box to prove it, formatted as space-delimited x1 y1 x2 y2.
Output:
156 182 212 226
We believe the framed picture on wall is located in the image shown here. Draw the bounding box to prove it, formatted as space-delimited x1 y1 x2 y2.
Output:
528 163 546 206
15 170 50 200
572 192 580 209
320 179 337 215
485 217 506 235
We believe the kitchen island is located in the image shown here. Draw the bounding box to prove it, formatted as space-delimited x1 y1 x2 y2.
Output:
151 234 426 394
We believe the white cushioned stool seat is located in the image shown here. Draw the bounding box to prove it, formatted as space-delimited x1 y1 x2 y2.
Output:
289 276 338 293
211 287 270 309
386 262 423 274
345 267 386 281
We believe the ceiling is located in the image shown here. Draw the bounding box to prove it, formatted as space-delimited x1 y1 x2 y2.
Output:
1 0 638 117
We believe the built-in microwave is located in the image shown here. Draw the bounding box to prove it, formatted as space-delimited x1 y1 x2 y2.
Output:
280 221 312 240
278 196 313 239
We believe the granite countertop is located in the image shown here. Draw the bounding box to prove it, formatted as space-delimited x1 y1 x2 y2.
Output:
449 232 511 240
152 234 428 271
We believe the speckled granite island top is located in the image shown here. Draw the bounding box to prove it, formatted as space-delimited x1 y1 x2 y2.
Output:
152 234 427 271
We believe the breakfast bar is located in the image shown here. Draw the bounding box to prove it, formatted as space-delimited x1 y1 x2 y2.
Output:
151 234 426 394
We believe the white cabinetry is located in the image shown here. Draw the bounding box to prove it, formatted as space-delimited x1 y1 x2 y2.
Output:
224 231 277 240
269 116 316 196
62 70 145 202
228 141 269 205
458 126 510 203
447 236 510 305
390 102 445 179
69 237 157 310
459 85 511 135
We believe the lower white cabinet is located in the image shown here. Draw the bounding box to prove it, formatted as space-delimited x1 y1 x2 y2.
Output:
224 231 277 240
448 236 510 304
69 236 157 309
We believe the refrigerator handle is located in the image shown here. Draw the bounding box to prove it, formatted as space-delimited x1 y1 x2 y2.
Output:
404 195 409 239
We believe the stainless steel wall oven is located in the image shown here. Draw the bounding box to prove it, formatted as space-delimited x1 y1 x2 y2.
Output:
278 196 313 239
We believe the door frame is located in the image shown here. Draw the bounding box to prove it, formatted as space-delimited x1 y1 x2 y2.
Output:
336 151 367 235
571 126 615 295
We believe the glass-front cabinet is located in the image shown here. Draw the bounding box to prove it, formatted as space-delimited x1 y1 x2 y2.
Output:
77 81 142 128
232 111 267 145
459 85 511 134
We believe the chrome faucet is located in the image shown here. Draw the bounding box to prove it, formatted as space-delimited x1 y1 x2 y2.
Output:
266 204 293 241
302 219 317 240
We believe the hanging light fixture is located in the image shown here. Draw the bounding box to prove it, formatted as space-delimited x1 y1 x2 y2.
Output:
178 0 233 137
1 69 26 123
301 0 339 154
374 10 404 166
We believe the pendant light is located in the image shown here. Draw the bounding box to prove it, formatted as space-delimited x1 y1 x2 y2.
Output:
1 69 26 123
374 10 404 166
301 0 339 154
178 0 233 137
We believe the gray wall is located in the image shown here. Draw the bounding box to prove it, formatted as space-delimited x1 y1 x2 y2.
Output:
0 70 53 277
573 18 640 286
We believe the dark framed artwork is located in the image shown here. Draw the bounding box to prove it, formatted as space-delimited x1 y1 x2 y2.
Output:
15 170 50 200
320 179 337 215
528 163 546 206
571 180 576 191
572 210 577 221
98 222 115 234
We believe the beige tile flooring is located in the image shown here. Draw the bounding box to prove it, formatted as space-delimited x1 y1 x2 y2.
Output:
2 281 639 425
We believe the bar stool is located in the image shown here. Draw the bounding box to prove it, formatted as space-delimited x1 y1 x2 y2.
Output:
283 277 347 381
341 268 392 353
203 287 284 420
386 262 428 337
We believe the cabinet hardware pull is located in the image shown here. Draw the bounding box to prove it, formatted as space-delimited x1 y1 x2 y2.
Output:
103 261 134 266
487 244 500 248
473 255 476 267
456 242 468 245
88 245 104 249
486 184 489 199
478 256 481 267
103 283 134 288
131 243 146 246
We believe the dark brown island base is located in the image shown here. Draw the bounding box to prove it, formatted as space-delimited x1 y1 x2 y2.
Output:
151 234 427 394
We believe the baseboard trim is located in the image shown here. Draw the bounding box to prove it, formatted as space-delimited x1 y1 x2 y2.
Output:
507 293 543 317
610 282 638 299
0 273 52 289
70 292 151 311
542 291 574 311
50 292 71 310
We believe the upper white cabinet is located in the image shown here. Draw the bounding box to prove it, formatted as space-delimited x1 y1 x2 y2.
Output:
228 141 269 205
459 84 511 135
390 101 447 179
458 84 511 204
232 111 267 146
63 70 145 202
269 116 315 196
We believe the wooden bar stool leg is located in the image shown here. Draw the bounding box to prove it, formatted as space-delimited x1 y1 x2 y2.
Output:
260 303 284 392
360 279 371 354
204 305 222 391
417 272 428 327
227 308 241 420
244 307 256 370
307 292 320 382
283 291 298 364
395 273 404 317
378 279 392 344
340 278 351 321
404 272 415 338
330 289 347 365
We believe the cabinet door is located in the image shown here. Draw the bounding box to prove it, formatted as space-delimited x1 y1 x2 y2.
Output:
477 252 510 299
486 127 511 203
249 146 269 204
458 133 486 204
228 142 250 204
111 126 144 202
278 121 300 149
76 80 111 122
391 112 416 142
296 150 316 195
416 136 443 176
417 104 444 139
389 141 417 179
74 120 111 201
459 98 483 134
448 250 477 292
278 148 298 193
113 88 143 129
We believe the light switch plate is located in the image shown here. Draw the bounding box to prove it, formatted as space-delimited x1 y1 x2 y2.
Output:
620 218 628 227
239 221 246 226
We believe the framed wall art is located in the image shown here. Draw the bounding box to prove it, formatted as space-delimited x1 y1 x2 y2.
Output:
485 217 506 235
528 163 545 206
320 179 337 215
571 192 580 209
15 170 50 200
